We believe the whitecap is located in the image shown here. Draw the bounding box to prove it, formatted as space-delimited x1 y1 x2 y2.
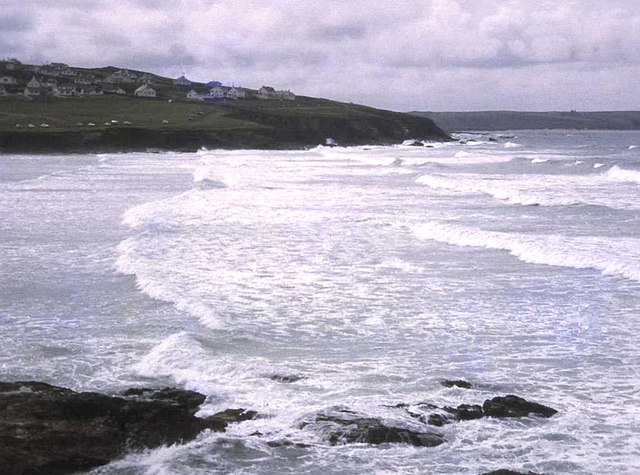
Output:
413 222 640 283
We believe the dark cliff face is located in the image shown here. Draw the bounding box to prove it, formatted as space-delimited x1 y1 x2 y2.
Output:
0 112 450 154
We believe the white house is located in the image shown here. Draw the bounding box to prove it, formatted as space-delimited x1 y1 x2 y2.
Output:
104 87 127 95
138 74 154 84
24 87 40 97
27 76 41 88
0 76 17 85
52 85 77 96
209 86 227 99
174 75 192 86
104 70 135 84
134 84 157 98
75 74 95 85
276 90 296 101
79 86 103 95
186 89 202 100
257 86 276 99
227 87 247 99
61 69 78 77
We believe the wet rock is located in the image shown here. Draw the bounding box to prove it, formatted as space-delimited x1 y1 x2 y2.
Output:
444 404 484 421
266 439 311 448
483 395 557 418
0 381 223 475
270 374 305 384
206 408 258 425
302 409 445 447
441 379 473 389
480 470 543 475
427 413 453 427
121 387 206 414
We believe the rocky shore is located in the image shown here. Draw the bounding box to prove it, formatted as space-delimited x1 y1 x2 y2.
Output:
0 380 556 474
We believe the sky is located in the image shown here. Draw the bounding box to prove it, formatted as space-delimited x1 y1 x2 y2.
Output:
1 0 639 112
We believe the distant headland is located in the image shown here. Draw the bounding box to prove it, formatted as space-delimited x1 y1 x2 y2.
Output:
411 110 640 133
0 59 449 153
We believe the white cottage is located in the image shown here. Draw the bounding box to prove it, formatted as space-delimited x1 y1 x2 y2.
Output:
257 86 276 100
227 87 247 99
24 87 40 97
134 84 157 98
187 89 202 100
174 75 192 86
27 76 41 88
209 86 226 99
0 75 17 85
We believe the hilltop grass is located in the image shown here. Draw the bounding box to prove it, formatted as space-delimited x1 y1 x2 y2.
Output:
0 95 266 132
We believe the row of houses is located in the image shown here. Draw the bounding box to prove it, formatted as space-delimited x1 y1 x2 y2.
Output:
186 85 295 101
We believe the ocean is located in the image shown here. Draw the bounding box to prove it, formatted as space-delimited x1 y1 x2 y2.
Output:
1 130 639 474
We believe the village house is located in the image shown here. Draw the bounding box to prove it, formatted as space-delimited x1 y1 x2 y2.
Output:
257 86 276 100
104 87 127 96
134 84 156 98
104 70 136 84
2 58 21 71
24 87 40 97
0 75 18 85
75 74 95 85
137 74 154 84
186 89 203 100
227 87 247 99
27 76 42 88
209 86 227 99
60 68 78 77
174 75 192 86
206 80 222 87
52 85 78 96
0 85 6 95
79 85 103 96
276 90 296 101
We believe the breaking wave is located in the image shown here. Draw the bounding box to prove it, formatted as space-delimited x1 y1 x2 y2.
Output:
413 222 640 283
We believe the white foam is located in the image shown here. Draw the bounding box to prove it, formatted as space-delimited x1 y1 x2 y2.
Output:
629 145 638 150
504 142 521 148
594 163 605 169
606 166 640 184
531 158 549 164
413 222 640 283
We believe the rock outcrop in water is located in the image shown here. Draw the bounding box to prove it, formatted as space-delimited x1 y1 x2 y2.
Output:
0 381 241 475
300 408 445 447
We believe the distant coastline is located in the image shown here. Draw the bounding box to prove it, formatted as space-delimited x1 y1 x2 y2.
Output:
0 59 450 153
411 110 640 133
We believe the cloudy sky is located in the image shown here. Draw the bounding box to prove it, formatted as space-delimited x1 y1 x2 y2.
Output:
2 0 639 111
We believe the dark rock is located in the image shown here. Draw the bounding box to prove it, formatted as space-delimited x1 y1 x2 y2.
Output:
0 381 222 475
406 140 424 146
270 374 305 384
480 470 543 475
266 439 311 449
302 409 444 447
206 408 258 425
488 137 498 142
427 414 452 427
444 404 484 421
441 379 473 389
121 387 206 414
483 395 557 418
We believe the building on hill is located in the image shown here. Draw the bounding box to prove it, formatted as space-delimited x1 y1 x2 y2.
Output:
186 89 203 100
2 59 21 71
104 87 127 95
24 87 40 97
0 75 17 85
52 85 78 96
257 86 276 100
104 70 136 84
209 86 228 99
27 77 42 88
276 90 295 101
75 74 95 85
0 85 6 95
174 75 192 86
227 87 247 99
134 84 156 98
80 85 103 96
206 80 222 87
60 68 78 77
138 74 154 84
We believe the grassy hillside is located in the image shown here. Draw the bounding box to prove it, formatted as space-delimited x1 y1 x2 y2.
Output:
0 60 449 152
411 110 640 132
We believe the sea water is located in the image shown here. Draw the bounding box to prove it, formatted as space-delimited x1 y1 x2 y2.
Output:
1 130 639 474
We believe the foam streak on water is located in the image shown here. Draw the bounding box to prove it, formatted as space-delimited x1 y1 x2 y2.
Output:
2 131 640 474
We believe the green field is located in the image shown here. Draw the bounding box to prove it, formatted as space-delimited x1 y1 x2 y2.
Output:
0 95 266 132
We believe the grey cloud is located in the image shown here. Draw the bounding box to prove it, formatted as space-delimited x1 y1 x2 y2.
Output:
0 12 34 32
